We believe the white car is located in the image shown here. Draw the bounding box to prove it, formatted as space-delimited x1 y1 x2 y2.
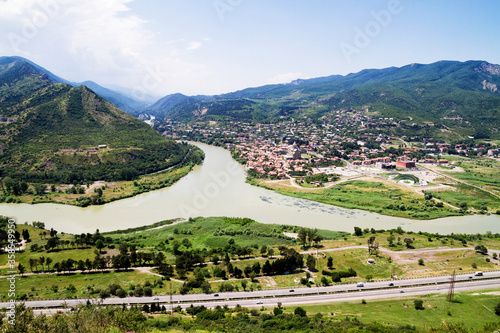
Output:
153 297 160 300
256 301 263 304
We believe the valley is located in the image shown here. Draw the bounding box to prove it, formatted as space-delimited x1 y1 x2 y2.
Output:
1 57 500 332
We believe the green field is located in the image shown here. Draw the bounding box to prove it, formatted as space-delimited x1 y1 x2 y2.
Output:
257 179 462 220
287 290 500 330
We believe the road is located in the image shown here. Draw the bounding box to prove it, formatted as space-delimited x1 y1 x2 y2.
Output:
4 272 500 311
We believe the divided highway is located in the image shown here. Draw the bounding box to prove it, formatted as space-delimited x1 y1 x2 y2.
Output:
3 271 500 311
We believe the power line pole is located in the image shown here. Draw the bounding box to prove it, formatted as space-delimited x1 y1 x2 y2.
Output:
447 270 456 302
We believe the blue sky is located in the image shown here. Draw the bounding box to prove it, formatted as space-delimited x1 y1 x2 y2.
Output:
1 0 499 97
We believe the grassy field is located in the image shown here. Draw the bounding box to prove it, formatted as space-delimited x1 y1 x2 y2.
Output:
285 290 500 330
1 164 193 207
0 269 181 301
253 179 462 220
107 216 346 254
440 157 500 212
3 217 500 300
0 224 97 275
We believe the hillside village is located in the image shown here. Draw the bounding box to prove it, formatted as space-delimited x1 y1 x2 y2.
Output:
158 112 500 180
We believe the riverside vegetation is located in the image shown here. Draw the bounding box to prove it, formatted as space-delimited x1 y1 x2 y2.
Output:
1 216 500 331
0 57 205 207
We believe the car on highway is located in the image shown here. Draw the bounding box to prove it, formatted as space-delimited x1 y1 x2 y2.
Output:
388 283 394 286
468 276 473 279
153 297 159 300
289 289 294 292
356 283 364 287
256 301 263 304
400 290 405 293
213 294 219 297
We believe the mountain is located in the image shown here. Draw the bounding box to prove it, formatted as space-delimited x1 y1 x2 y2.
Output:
0 56 149 114
157 60 500 139
74 80 148 114
146 93 209 118
0 57 199 183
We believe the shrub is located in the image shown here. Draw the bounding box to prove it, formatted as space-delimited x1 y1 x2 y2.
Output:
294 307 306 317
414 299 424 310
495 302 500 316
116 288 127 298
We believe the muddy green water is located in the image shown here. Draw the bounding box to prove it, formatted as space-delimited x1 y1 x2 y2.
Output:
1 142 499 234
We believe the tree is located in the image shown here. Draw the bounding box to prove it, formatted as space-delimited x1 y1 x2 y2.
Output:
414 299 424 310
267 248 274 258
294 307 307 317
327 256 333 269
353 227 363 237
33 183 46 196
28 258 37 272
320 276 329 286
262 260 272 275
418 259 424 266
298 228 308 247
201 281 211 293
241 280 248 291
38 257 45 272
96 239 105 253
85 258 93 272
244 266 252 278
112 254 131 270
119 243 128 255
22 229 30 242
45 257 53 271
403 238 413 249
273 307 283 316
475 245 488 255
18 263 25 276
233 266 243 278
306 255 316 271
260 245 268 256
367 236 379 255
154 252 166 266
252 262 261 275
387 235 395 247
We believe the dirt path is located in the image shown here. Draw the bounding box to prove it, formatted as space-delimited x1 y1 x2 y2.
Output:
85 181 106 195
420 165 500 199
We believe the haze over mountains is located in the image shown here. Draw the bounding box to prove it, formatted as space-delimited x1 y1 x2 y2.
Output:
0 56 195 183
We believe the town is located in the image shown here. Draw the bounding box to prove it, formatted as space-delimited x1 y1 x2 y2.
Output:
157 111 499 183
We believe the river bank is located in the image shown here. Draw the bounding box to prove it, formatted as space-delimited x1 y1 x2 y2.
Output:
1 142 499 234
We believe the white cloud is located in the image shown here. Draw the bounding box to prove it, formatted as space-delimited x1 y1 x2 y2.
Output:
267 72 304 84
186 41 202 50
0 0 211 95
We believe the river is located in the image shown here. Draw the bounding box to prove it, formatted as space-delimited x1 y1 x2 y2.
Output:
1 142 499 234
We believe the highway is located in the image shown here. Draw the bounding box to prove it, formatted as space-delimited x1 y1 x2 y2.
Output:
2 271 500 311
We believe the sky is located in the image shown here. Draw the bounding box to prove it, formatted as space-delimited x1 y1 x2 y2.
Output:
1 0 500 98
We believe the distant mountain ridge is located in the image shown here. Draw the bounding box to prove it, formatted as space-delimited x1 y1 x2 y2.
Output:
0 56 195 183
0 56 150 114
150 60 500 139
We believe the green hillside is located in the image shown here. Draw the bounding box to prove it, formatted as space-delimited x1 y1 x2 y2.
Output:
154 60 500 139
0 57 201 183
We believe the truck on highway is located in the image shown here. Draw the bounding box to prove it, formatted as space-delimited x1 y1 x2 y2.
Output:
474 271 483 276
